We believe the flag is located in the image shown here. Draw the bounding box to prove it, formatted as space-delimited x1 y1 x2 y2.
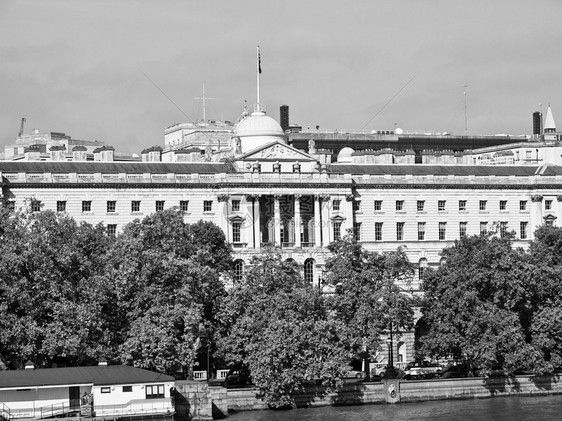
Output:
258 49 262 74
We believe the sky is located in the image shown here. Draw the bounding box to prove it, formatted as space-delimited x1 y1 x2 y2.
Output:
1 0 561 154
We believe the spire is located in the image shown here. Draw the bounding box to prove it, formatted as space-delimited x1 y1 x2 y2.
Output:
544 105 556 133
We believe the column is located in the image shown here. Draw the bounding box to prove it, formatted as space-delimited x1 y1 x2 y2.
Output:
530 195 543 233
274 194 282 246
314 195 322 247
217 194 230 242
557 195 562 228
294 194 302 248
320 194 330 246
245 194 259 248
344 194 355 235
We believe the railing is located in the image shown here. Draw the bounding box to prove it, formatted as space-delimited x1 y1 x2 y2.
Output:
94 399 173 418
40 402 74 419
217 369 230 379
1 402 11 421
193 370 208 381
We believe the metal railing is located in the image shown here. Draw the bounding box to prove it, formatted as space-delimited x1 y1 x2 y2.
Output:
1 403 11 421
94 399 173 418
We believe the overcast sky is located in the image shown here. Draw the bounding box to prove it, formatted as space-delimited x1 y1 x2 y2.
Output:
1 0 561 153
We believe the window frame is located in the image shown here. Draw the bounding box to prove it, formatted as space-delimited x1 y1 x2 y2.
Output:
131 200 141 213
107 200 116 213
417 200 425 212
203 200 213 212
396 222 404 241
417 222 426 241
374 222 383 241
56 200 66 212
82 200 92 212
374 200 383 211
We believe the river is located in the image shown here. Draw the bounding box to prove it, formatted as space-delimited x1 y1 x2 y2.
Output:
227 394 562 420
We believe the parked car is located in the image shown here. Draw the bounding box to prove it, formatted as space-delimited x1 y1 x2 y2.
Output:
403 361 443 380
439 364 473 379
345 368 366 379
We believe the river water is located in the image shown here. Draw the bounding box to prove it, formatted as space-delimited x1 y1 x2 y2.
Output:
228 394 562 420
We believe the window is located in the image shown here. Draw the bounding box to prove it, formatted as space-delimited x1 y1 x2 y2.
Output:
500 222 508 238
232 222 241 243
131 200 140 212
353 201 361 212
396 200 404 211
459 222 467 238
304 259 315 284
520 222 528 240
146 384 165 399
123 386 132 393
479 200 487 211
107 201 116 213
438 200 446 212
332 200 341 211
107 224 117 237
233 259 244 282
499 200 507 211
333 221 342 240
203 200 213 212
353 222 361 241
419 258 428 280
101 387 111 394
232 200 241 212
480 222 488 234
417 200 425 212
459 200 467 211
396 222 404 241
520 200 527 211
545 200 553 210
374 200 383 211
31 200 42 212
82 200 92 212
375 222 383 241
155 200 165 212
180 200 189 212
418 222 426 240
439 222 446 240
56 201 66 212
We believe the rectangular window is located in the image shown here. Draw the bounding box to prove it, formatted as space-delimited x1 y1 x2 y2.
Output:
333 221 342 240
155 200 165 212
232 200 241 212
203 200 213 212
82 200 92 212
107 201 116 213
131 200 140 212
545 199 553 210
418 222 426 241
101 387 111 394
232 222 241 243
123 386 132 393
459 222 467 238
500 222 508 238
374 200 383 211
417 200 425 212
520 221 528 240
438 200 446 212
353 201 361 212
375 222 383 241
520 200 527 211
332 199 341 211
396 200 404 211
479 200 487 211
56 200 66 212
146 384 165 399
396 222 404 241
480 221 488 234
499 200 507 211
107 224 117 237
180 200 189 212
353 222 361 241
459 200 467 211
31 200 42 212
439 222 447 240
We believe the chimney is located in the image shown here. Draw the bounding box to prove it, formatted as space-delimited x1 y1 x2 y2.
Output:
49 145 66 161
72 145 88 161
24 145 41 161
141 146 162 162
94 146 115 162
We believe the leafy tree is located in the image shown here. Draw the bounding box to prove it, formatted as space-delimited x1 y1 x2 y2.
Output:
216 246 349 408
420 233 536 374
325 235 415 375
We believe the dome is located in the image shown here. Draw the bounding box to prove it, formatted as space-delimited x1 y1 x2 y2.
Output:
233 105 287 154
338 147 355 163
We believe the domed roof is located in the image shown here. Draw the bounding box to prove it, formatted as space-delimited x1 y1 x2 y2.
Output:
338 147 355 163
234 110 285 139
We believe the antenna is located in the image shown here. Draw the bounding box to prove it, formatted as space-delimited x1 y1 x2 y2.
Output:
194 83 215 125
462 84 468 135
256 46 261 105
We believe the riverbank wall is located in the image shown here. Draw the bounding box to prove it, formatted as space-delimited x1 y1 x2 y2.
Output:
178 374 562 419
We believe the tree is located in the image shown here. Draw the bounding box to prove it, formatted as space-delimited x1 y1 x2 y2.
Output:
216 246 349 408
325 235 415 376
420 233 536 374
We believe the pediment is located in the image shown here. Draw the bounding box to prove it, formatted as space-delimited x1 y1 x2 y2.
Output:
239 141 315 161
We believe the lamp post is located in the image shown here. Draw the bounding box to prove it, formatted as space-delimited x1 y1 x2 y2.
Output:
385 322 397 379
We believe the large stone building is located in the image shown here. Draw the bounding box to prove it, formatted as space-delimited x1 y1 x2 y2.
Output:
1 103 561 364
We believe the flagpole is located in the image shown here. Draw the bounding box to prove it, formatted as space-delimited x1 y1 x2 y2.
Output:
256 45 260 105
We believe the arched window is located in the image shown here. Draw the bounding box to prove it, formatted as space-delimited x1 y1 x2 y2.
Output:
397 341 406 363
233 259 244 282
418 258 428 280
304 258 315 284
439 257 447 267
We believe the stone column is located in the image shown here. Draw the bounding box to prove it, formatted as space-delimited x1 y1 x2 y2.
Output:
294 194 302 248
245 194 259 248
274 194 282 246
345 194 355 235
314 195 322 247
217 194 230 242
320 194 330 246
531 195 543 233
557 195 562 228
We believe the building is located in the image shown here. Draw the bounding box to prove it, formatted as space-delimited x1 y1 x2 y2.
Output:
1 103 561 364
0 362 175 419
